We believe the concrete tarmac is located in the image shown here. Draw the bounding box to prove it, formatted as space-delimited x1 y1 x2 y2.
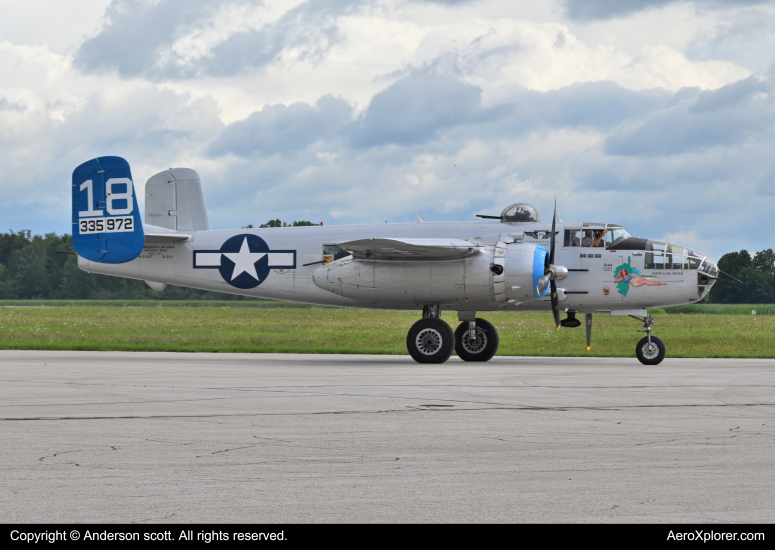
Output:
1 350 774 523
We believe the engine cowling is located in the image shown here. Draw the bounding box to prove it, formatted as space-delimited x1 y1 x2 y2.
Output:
312 241 549 307
504 242 550 302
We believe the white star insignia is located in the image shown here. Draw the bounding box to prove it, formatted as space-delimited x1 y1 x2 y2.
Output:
223 237 266 281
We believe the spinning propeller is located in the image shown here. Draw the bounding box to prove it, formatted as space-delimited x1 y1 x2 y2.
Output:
535 201 568 329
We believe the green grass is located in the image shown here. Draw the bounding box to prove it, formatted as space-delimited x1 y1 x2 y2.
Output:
0 299 327 308
663 304 775 315
1 305 774 357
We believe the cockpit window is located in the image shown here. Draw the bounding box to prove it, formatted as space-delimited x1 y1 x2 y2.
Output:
564 228 608 247
500 203 540 223
605 225 632 248
587 229 607 247
564 229 581 247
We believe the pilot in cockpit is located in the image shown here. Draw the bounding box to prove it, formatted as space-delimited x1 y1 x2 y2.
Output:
593 229 608 247
580 229 608 247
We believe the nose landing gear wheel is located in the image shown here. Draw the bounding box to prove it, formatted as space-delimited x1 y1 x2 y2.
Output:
636 336 666 365
454 318 499 362
407 318 455 364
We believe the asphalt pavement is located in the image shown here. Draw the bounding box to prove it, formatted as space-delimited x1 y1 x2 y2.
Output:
1 350 773 523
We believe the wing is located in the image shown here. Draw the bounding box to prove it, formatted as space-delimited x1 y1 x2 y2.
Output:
337 238 479 261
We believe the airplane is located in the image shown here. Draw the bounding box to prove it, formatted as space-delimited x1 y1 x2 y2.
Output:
71 156 721 366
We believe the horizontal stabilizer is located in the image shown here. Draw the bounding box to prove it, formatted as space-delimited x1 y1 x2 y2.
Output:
145 233 190 244
338 238 479 261
142 224 190 244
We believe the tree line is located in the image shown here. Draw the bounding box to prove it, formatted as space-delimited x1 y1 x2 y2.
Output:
1 229 773 302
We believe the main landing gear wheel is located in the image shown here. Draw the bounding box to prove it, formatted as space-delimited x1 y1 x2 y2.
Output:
636 336 666 365
454 318 499 362
407 318 455 364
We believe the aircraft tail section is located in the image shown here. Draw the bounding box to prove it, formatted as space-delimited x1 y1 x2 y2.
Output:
71 156 145 264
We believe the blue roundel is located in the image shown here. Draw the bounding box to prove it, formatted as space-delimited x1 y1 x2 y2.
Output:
218 234 272 289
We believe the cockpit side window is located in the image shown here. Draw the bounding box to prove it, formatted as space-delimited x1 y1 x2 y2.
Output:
564 229 581 247
580 229 606 247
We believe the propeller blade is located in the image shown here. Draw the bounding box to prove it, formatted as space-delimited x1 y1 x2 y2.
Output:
536 273 551 294
549 199 556 266
718 269 743 284
550 279 561 329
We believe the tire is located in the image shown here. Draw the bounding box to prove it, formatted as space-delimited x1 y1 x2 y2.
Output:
454 318 499 362
636 336 666 365
407 318 455 364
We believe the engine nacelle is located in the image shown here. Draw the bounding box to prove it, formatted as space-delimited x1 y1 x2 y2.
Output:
312 242 548 307
504 242 550 302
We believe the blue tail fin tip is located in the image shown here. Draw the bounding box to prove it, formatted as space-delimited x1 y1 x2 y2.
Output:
72 156 145 264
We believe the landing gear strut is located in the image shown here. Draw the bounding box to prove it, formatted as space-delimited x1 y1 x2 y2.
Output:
631 314 666 365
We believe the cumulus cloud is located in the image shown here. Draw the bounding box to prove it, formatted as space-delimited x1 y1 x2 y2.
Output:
208 95 352 157
0 98 25 112
349 74 489 147
0 41 223 229
75 0 218 78
387 17 749 108
75 0 358 80
686 4 775 73
506 82 670 131
606 76 774 155
562 0 773 22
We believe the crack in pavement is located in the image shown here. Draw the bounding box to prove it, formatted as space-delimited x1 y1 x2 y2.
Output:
209 445 256 456
4 401 775 422
38 449 84 461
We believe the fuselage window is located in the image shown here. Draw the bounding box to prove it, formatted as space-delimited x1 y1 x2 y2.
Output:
564 229 582 247
645 242 702 270
323 244 350 265
580 229 607 247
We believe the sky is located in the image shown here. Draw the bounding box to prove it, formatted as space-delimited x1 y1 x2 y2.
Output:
1 0 774 260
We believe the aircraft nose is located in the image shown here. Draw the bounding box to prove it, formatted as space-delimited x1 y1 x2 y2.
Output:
697 255 718 300
701 256 719 277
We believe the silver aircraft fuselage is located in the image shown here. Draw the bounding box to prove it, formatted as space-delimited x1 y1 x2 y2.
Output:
78 220 717 314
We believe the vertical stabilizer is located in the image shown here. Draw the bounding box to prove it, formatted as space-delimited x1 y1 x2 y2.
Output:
71 156 145 264
145 168 210 231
